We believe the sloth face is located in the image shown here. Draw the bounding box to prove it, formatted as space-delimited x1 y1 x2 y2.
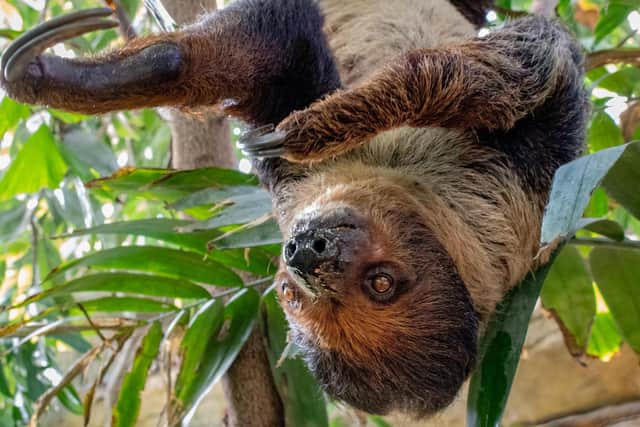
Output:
275 185 479 416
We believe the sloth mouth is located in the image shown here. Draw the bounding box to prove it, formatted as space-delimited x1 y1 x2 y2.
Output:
286 266 338 297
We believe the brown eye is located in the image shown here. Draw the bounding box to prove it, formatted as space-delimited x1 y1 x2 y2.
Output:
371 274 393 294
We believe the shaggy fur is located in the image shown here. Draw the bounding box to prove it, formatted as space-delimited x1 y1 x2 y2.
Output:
0 0 588 418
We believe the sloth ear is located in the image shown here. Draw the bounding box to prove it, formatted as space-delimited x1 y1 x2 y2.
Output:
1 0 341 125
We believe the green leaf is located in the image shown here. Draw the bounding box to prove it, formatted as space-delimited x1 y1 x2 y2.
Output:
60 219 277 275
587 311 623 360
0 126 68 200
593 3 634 46
467 261 555 427
46 246 243 287
263 292 328 427
0 200 28 242
584 187 609 218
77 297 177 313
0 29 22 40
212 219 283 249
575 218 625 241
596 67 640 96
14 272 210 308
172 289 259 424
589 247 640 354
113 321 163 427
602 142 640 220
86 167 259 200
58 129 118 180
540 246 595 355
169 185 260 211
178 190 272 232
0 97 30 135
587 112 624 152
541 143 631 245
56 385 83 415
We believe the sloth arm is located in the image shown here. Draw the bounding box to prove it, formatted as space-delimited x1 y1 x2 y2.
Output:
0 0 340 126
269 16 586 163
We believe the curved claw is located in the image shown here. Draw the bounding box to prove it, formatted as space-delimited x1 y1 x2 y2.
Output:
238 125 287 158
1 8 118 82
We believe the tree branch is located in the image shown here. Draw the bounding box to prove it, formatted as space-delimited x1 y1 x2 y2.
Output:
531 0 558 17
532 400 640 427
158 1 284 425
586 48 640 71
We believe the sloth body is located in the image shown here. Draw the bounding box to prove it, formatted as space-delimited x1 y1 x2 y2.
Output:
1 0 588 417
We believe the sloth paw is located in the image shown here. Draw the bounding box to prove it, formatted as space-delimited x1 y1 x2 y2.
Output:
1 8 117 83
238 108 351 163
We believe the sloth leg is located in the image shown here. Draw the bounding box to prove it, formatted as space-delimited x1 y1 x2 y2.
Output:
1 0 340 125
241 16 586 163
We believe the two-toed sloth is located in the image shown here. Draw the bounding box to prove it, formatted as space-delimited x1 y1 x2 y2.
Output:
1 0 588 417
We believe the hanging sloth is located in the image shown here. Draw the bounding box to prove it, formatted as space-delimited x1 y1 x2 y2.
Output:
1 0 588 417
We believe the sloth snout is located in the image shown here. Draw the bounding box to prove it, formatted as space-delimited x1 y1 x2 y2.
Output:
284 230 339 276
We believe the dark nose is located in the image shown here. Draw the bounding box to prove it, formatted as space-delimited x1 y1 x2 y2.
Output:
283 231 338 275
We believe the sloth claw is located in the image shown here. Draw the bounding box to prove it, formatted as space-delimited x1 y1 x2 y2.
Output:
1 8 118 82
238 125 287 158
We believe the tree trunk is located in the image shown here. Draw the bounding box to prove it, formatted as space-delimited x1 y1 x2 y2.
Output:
160 1 284 425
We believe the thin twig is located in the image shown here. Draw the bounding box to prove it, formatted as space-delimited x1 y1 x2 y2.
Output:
77 302 108 342
29 344 104 427
570 237 640 249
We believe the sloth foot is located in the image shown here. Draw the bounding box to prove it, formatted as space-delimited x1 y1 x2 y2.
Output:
1 8 117 82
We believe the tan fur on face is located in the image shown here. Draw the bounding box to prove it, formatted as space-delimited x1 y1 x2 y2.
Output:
278 127 544 318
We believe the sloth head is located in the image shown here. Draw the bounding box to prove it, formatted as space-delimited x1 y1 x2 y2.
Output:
275 178 479 416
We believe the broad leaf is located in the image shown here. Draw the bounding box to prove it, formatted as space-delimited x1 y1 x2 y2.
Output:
541 143 633 245
587 112 624 152
77 297 177 313
467 262 554 427
212 219 283 249
86 167 259 200
0 201 28 243
587 311 623 360
178 190 272 232
0 97 30 135
575 218 625 241
14 272 210 308
113 322 163 427
0 126 68 200
540 246 595 355
263 292 328 427
46 246 243 287
60 219 277 275
593 3 634 46
171 289 259 425
602 142 640 220
589 247 640 354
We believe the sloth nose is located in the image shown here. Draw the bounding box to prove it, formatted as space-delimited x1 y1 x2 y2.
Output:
283 231 337 275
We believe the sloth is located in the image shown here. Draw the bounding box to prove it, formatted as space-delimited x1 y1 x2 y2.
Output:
1 0 588 418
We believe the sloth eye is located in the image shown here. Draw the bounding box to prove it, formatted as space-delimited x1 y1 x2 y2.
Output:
371 274 393 294
364 268 398 302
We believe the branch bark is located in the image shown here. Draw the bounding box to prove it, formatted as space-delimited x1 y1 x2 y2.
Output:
531 0 558 17
532 400 640 427
158 1 284 426
586 48 640 71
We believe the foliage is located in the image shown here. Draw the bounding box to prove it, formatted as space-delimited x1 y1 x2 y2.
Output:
0 0 639 426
